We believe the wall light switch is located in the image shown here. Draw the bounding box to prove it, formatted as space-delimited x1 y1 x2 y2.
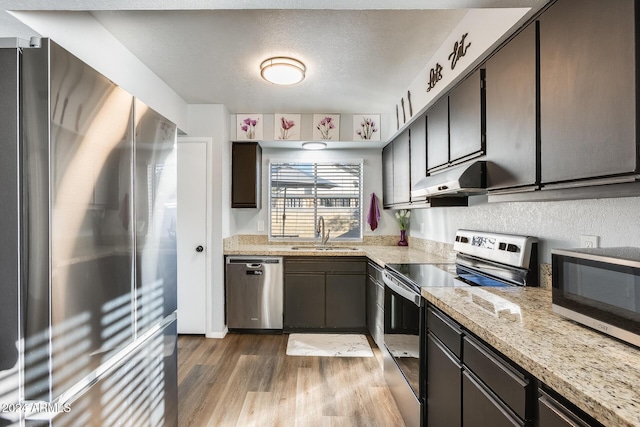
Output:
257 220 265 232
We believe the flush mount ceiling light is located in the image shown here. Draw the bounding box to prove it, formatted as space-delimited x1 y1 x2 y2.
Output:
260 57 306 85
302 142 327 150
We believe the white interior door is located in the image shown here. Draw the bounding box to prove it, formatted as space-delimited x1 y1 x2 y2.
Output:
177 140 208 333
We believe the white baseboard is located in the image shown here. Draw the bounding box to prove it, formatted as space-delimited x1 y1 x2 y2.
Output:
206 327 228 339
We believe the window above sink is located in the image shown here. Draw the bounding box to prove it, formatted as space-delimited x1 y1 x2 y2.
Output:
269 161 363 242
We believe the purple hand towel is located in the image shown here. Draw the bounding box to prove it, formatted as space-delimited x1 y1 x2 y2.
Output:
367 192 381 231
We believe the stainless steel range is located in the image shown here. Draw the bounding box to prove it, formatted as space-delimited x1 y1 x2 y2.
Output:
382 229 538 427
453 229 538 287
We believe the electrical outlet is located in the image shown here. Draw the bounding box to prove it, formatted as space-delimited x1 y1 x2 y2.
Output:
580 235 599 248
257 220 265 232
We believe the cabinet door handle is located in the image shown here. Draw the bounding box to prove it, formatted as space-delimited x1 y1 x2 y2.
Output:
196 245 204 253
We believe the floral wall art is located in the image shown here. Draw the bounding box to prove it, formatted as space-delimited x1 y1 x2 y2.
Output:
236 114 263 140
312 114 340 140
235 113 384 141
353 114 380 141
274 114 300 140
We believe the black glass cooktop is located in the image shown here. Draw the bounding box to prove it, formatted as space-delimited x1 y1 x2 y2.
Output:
385 263 461 289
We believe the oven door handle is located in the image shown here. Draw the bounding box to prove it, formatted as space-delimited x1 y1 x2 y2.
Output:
383 272 421 306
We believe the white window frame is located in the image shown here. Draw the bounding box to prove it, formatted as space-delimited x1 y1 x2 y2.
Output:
268 161 364 242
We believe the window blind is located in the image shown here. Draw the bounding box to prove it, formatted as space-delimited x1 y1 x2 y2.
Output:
269 162 363 240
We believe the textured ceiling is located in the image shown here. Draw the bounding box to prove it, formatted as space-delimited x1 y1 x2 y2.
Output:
91 9 466 114
0 0 548 114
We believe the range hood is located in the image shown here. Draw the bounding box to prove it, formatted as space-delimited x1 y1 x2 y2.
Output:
411 161 487 198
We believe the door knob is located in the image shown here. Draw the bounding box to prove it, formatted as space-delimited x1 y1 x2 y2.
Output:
196 245 204 253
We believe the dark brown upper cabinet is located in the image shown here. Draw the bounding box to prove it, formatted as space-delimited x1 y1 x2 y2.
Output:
392 130 411 205
382 142 394 208
539 0 638 187
381 130 411 208
409 116 427 201
427 96 450 171
485 22 538 192
449 69 486 164
427 69 486 173
231 141 262 208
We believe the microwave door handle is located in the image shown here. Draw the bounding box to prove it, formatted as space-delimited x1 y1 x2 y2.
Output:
383 273 421 306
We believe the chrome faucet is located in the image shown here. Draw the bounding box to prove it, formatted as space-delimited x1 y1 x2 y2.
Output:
317 216 331 245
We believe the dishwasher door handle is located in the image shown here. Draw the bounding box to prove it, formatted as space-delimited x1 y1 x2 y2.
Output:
246 263 262 268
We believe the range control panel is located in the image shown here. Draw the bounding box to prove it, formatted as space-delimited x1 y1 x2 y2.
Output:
454 230 538 269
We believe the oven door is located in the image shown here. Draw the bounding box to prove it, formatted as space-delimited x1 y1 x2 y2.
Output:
382 271 424 400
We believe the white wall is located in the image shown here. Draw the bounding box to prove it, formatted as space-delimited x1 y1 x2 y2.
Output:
409 195 640 263
233 147 398 237
186 104 231 337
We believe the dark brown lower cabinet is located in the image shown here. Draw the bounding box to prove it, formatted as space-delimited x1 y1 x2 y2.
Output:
538 389 603 427
366 262 384 347
462 334 533 427
284 273 325 328
462 370 524 427
366 273 377 334
462 335 530 421
326 273 366 328
424 303 606 427
427 333 461 427
425 304 533 427
284 257 366 331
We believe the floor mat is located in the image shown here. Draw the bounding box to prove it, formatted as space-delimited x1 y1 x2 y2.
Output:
286 333 373 357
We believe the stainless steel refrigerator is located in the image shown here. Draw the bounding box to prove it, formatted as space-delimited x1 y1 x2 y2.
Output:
0 38 178 426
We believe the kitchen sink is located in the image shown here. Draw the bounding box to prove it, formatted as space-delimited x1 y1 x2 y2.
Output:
290 245 359 251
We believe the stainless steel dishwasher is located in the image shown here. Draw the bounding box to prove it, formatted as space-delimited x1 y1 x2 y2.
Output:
225 256 283 331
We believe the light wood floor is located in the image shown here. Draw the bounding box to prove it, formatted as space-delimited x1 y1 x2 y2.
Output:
177 333 405 427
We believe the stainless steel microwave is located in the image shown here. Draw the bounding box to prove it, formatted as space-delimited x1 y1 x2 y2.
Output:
552 247 640 348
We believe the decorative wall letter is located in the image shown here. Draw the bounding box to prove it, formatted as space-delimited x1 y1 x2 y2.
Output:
427 63 444 92
449 33 471 70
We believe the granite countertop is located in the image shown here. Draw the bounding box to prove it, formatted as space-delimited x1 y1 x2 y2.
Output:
422 286 640 427
223 244 451 267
